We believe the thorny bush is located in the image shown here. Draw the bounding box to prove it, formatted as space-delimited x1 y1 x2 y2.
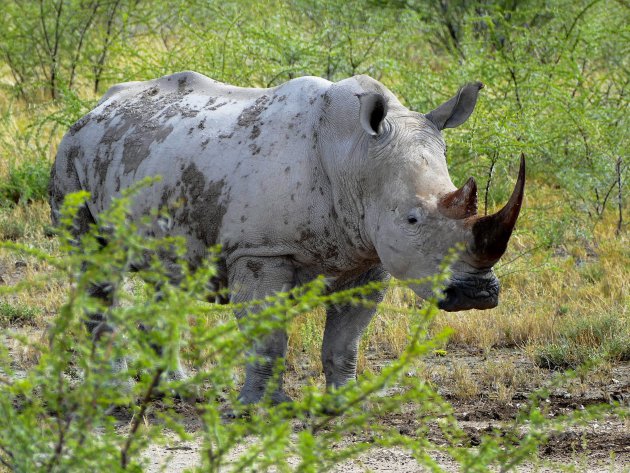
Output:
0 181 622 472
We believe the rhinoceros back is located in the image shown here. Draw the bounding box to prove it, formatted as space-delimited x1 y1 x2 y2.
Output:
51 71 332 266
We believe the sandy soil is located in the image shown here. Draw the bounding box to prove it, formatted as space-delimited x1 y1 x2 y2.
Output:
142 439 629 473
142 423 629 473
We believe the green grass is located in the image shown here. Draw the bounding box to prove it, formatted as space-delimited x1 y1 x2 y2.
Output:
0 201 53 242
0 214 26 240
0 156 50 206
534 313 630 369
0 301 42 326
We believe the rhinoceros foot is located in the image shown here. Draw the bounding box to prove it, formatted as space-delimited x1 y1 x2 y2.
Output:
238 387 293 406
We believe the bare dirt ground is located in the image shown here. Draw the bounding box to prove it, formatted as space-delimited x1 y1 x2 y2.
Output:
137 348 629 472
141 414 630 472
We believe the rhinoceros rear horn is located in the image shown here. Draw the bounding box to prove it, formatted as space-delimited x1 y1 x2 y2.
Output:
426 82 484 131
439 177 478 219
357 92 388 136
469 155 526 266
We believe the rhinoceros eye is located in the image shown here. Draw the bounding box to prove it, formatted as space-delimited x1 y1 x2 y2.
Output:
407 216 418 225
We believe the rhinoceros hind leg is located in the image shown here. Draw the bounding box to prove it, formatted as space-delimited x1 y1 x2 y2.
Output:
229 256 296 405
322 266 390 389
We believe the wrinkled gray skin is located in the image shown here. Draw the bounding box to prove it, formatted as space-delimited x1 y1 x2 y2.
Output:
50 71 506 404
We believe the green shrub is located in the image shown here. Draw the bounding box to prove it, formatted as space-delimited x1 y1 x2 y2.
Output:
0 157 50 206
0 182 617 472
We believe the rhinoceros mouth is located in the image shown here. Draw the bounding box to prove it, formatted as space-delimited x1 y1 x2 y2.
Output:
437 274 500 312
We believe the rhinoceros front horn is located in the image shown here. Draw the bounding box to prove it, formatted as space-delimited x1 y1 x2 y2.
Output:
468 155 526 267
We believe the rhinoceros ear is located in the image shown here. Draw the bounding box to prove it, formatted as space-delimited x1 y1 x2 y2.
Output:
426 82 484 130
357 92 388 136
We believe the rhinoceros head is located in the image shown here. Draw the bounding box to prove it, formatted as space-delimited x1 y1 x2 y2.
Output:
332 79 525 311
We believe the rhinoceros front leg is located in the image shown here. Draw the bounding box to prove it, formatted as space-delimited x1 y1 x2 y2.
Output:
229 256 295 405
84 279 135 394
322 267 390 389
85 280 117 340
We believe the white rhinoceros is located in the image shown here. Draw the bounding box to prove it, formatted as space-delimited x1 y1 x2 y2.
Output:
50 71 524 403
